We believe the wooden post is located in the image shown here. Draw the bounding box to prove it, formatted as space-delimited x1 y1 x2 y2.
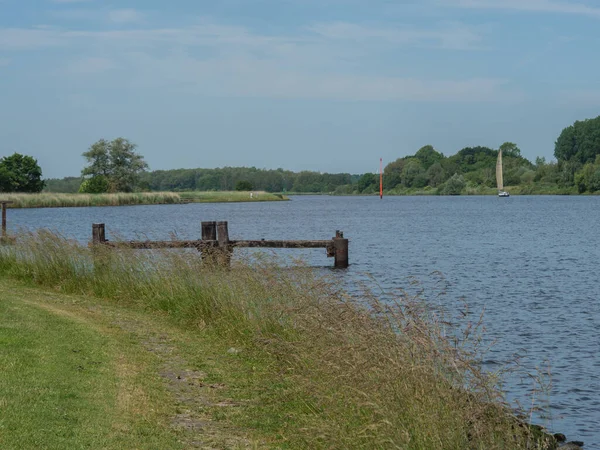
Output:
201 221 217 241
217 221 232 267
201 221 217 262
1 201 13 239
91 223 107 275
333 230 349 269
92 223 106 244
1 202 7 239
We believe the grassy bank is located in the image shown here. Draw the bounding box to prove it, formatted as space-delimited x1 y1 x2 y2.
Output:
179 190 287 203
0 232 558 449
0 191 287 208
0 285 183 449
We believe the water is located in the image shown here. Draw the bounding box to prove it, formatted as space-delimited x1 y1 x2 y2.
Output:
6 195 600 445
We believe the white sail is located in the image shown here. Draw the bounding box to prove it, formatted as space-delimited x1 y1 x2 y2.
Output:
496 149 504 191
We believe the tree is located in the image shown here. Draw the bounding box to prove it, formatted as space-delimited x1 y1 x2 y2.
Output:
357 173 377 193
82 138 148 192
414 145 444 170
426 162 446 187
439 173 465 195
401 158 425 187
555 116 600 164
0 153 45 193
499 142 521 158
235 180 253 191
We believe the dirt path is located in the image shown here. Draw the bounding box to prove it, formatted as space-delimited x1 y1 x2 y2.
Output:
1 282 254 449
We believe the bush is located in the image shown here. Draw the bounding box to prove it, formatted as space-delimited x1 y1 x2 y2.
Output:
79 175 109 194
235 180 253 191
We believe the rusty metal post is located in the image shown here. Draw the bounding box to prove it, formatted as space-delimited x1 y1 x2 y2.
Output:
217 221 232 267
92 223 106 244
333 230 349 269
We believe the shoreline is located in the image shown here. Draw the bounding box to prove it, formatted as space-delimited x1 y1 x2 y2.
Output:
0 191 289 209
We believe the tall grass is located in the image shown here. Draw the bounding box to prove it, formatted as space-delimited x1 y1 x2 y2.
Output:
0 191 288 208
0 192 182 208
0 232 557 449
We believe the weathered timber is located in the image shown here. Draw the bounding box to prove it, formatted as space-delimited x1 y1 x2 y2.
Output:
92 223 106 244
230 240 333 249
1 201 14 238
216 221 232 266
201 221 217 241
102 240 214 250
92 222 349 269
200 221 218 262
333 230 349 269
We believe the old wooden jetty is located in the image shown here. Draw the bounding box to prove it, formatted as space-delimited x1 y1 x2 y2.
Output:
92 221 349 268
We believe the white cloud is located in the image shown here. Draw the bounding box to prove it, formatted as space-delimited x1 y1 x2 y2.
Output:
310 22 484 50
108 9 144 24
443 0 600 17
0 21 512 102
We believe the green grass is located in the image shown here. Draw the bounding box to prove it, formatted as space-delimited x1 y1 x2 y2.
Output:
179 190 287 203
0 232 559 449
0 286 184 449
0 191 288 208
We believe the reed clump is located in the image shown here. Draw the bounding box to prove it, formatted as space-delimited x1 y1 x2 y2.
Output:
0 232 557 449
1 192 182 208
1 191 287 208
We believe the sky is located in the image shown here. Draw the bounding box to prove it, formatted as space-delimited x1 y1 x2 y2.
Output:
1 0 600 178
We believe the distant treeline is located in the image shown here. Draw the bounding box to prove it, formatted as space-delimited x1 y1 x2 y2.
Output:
45 168 361 194
43 114 600 195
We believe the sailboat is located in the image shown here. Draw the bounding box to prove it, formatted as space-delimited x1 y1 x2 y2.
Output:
496 149 510 197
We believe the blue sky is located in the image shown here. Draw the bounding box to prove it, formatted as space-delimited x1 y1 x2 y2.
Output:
1 0 600 178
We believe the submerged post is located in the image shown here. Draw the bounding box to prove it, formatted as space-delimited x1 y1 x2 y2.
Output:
333 230 349 269
217 221 232 267
92 223 106 244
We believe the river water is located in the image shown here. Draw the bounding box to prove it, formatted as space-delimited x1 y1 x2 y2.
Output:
6 195 600 445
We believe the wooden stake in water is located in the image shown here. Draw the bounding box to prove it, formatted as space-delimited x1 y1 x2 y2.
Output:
1 201 14 239
379 158 383 200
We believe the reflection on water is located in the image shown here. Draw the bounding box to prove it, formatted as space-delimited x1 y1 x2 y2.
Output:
7 195 600 444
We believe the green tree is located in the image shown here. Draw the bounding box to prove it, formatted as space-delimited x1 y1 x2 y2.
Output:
555 115 600 164
82 138 148 192
357 173 377 193
0 153 45 193
383 158 405 189
439 173 465 195
235 180 253 191
401 158 425 187
426 162 446 187
499 142 521 158
414 145 444 170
